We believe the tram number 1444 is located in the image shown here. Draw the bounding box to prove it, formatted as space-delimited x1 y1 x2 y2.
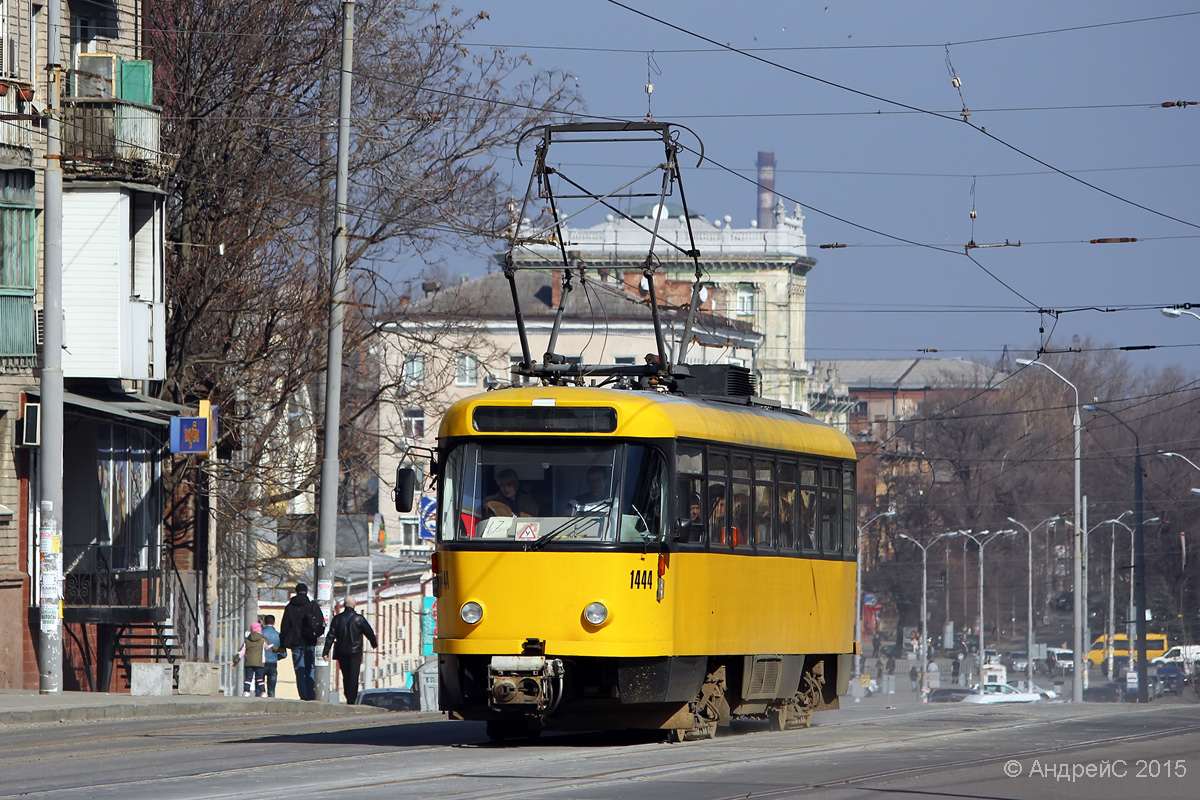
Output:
630 569 653 590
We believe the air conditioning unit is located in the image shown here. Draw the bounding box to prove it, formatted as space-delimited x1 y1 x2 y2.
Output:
75 53 119 99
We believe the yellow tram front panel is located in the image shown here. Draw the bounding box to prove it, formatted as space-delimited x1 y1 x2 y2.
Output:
435 550 672 658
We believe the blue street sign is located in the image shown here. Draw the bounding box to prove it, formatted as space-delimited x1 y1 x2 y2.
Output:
418 495 437 539
169 417 209 454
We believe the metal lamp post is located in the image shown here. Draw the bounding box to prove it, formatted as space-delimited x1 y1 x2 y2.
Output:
1017 358 1084 702
1102 515 1160 683
951 529 1017 679
1006 515 1060 685
854 510 896 701
1084 404 1150 703
897 531 957 699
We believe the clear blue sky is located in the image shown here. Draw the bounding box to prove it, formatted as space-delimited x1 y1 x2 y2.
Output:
415 2 1198 370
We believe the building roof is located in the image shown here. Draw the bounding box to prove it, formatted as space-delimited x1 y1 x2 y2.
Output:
810 358 1003 391
377 269 757 339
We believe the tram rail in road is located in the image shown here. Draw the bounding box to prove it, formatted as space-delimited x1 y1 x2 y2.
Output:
0 698 1196 799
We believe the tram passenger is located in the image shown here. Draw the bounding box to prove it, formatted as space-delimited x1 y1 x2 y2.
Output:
689 493 703 523
483 468 538 517
708 487 727 542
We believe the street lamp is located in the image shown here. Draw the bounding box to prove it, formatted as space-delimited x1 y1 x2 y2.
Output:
1083 403 1150 703
897 531 958 699
1161 307 1200 321
951 529 1018 679
1160 451 1200 474
1017 357 1084 702
1006 515 1060 685
854 509 896 701
1101 515 1158 682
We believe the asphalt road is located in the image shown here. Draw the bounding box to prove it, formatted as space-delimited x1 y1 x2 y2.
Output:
2 701 1197 799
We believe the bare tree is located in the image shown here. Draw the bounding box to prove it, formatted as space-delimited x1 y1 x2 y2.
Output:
145 0 581 600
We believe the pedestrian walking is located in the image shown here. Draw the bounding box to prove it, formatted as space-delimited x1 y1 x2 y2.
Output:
909 665 919 692
322 597 378 705
280 583 325 701
232 622 268 697
951 657 960 684
260 614 285 697
872 634 881 658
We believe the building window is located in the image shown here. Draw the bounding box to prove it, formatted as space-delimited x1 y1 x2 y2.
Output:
614 356 635 366
455 355 478 387
736 285 755 316
401 408 425 439
0 169 36 359
402 354 425 388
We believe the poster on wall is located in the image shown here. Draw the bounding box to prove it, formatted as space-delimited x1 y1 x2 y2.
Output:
421 596 437 656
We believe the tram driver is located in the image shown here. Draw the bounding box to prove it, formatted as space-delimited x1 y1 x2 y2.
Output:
568 466 612 514
483 468 538 517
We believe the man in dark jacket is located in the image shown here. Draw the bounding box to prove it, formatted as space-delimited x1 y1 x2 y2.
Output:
322 597 378 705
280 583 324 700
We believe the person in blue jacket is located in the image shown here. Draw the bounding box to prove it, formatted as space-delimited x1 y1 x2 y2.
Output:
260 614 285 697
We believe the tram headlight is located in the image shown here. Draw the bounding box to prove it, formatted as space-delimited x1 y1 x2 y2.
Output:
584 601 608 626
460 601 483 625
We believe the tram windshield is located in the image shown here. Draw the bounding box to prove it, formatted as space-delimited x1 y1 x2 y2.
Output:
439 443 667 546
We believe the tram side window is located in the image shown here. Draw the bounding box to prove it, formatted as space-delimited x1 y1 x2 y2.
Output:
676 445 705 544
754 457 774 550
799 466 819 553
730 455 751 550
777 461 798 551
708 451 729 549
821 467 841 555
842 468 857 558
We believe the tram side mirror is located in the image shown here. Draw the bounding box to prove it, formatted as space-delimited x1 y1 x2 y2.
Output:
394 467 416 513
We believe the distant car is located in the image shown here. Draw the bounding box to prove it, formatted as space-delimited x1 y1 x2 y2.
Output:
356 688 420 711
1007 680 1060 701
1082 682 1123 703
928 687 972 703
1046 647 1075 674
1154 665 1185 695
961 683 1041 704
1005 651 1030 673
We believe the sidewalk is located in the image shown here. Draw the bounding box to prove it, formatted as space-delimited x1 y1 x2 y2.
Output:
0 689 385 726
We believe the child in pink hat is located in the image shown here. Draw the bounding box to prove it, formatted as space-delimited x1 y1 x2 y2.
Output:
233 622 269 696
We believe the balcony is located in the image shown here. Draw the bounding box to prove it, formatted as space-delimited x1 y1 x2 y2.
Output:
0 83 34 155
60 98 167 182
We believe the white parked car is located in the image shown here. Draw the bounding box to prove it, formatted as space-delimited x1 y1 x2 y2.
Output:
1007 680 1062 701
961 683 1042 704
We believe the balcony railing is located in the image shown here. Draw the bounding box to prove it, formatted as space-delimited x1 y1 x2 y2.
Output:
0 85 34 151
60 97 167 180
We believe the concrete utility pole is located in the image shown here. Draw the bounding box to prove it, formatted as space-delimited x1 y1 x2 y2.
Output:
37 0 65 695
315 0 355 702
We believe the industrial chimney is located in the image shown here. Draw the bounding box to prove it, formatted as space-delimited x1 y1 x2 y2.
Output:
756 151 776 230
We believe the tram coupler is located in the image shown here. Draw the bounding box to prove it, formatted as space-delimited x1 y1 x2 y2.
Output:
487 655 564 712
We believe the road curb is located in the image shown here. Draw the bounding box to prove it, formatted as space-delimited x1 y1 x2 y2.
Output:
0 698 386 727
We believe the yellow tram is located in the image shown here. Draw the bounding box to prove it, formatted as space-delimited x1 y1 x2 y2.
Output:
399 377 858 741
